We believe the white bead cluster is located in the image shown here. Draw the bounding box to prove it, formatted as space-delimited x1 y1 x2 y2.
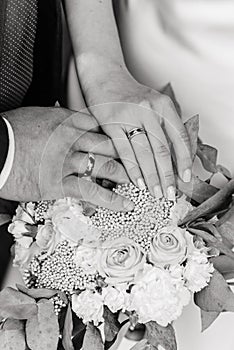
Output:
34 200 54 222
52 295 68 316
91 183 173 251
25 241 98 293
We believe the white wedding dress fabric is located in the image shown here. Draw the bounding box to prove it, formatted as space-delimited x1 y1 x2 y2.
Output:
115 0 234 177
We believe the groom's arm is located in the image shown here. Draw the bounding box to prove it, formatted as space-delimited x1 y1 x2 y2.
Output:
0 117 15 194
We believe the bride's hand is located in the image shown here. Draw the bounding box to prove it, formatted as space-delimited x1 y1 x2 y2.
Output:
83 67 192 200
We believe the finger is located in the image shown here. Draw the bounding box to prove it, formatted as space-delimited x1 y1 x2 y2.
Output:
109 129 145 190
72 131 119 158
161 100 192 182
63 176 134 212
130 133 162 198
68 152 129 184
70 111 100 133
146 119 176 200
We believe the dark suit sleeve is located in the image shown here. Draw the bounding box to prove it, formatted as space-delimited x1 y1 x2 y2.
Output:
0 116 9 174
0 117 17 287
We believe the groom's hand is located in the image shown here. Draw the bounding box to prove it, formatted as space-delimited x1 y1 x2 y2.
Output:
0 107 134 211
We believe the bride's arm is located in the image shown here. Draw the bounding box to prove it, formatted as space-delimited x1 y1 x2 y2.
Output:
63 0 126 95
64 0 192 200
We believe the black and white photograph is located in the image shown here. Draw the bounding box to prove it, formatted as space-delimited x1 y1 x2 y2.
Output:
0 1 234 349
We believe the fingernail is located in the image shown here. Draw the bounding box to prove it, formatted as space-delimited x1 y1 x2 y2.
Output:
183 169 192 183
167 186 176 201
123 199 135 211
137 178 146 190
154 185 163 199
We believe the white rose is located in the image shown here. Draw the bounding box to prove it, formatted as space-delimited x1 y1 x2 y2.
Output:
74 244 101 274
184 252 214 292
36 220 60 255
98 238 145 285
102 286 130 313
130 264 191 326
72 290 104 326
148 226 194 268
49 198 92 243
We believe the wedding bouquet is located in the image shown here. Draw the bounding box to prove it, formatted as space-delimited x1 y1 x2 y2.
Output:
1 86 234 350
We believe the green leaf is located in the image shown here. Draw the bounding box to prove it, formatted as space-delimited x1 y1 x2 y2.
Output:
194 269 234 312
180 179 234 225
26 299 59 350
103 307 120 342
216 205 234 245
210 255 234 277
177 175 217 205
197 143 218 173
188 227 234 261
130 339 153 350
16 284 59 300
145 321 177 350
0 329 26 350
216 165 232 180
161 83 182 117
200 310 219 332
0 287 37 320
184 115 199 159
71 312 86 348
82 323 104 350
62 305 74 350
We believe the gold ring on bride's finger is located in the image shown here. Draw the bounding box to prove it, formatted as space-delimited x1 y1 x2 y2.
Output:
126 127 146 140
82 152 95 180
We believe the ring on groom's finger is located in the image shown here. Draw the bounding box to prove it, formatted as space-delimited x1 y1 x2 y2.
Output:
82 152 95 180
126 127 146 140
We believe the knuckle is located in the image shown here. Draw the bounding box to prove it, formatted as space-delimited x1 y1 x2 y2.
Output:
178 128 190 144
136 146 152 158
164 170 174 181
156 143 170 157
86 182 98 198
103 159 118 176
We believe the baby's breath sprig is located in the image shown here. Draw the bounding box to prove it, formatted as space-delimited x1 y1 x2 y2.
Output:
91 183 174 251
25 241 99 295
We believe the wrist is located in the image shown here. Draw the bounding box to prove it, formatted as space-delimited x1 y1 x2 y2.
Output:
76 52 130 105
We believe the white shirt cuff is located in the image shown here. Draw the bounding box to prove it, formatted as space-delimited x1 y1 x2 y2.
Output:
0 118 15 190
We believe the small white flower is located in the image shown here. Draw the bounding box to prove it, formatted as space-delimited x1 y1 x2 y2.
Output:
14 203 35 224
130 264 190 326
8 221 33 248
72 290 104 326
184 254 214 292
48 198 93 243
74 244 101 274
102 286 130 313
